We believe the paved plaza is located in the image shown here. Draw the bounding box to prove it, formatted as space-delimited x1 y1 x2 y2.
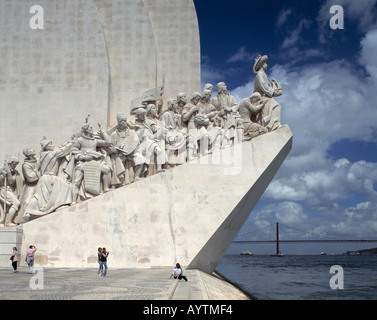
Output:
0 266 251 300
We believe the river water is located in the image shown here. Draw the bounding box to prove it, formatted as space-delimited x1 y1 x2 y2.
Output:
216 254 377 300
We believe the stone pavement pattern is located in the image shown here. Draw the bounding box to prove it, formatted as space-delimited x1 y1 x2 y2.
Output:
0 267 250 300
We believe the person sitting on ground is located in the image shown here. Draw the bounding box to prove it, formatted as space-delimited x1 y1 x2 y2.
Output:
169 263 189 282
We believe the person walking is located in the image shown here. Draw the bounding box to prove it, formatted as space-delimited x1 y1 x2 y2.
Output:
169 263 188 282
25 245 37 273
97 247 103 276
10 247 18 272
101 248 109 276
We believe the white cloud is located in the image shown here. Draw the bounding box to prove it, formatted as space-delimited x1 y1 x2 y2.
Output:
275 202 308 225
281 19 311 49
265 159 377 207
360 28 377 81
276 8 293 28
226 46 254 63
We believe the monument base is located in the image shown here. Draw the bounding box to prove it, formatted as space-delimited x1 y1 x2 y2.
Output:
0 226 23 267
21 126 292 272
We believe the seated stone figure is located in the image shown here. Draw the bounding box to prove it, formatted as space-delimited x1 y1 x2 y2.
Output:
70 116 112 201
0 157 23 227
239 92 269 140
253 55 282 131
109 112 147 186
22 137 74 222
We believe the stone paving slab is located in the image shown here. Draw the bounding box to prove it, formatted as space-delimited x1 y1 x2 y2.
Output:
0 267 250 300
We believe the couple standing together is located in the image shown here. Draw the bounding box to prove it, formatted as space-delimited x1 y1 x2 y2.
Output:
97 247 109 276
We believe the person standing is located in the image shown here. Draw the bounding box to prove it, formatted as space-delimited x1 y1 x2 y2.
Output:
97 247 103 276
25 245 37 273
11 247 18 272
101 248 109 276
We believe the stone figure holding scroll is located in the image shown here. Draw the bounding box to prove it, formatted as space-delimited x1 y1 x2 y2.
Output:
253 55 282 131
22 138 74 222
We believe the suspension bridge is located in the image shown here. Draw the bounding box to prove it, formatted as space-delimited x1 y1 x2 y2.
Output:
233 222 377 255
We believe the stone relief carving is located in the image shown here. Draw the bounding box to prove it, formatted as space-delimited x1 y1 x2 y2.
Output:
0 55 284 227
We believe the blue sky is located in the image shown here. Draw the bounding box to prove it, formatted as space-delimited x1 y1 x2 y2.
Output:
194 0 377 254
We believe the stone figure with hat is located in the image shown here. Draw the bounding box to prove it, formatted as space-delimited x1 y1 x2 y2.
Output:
253 55 283 131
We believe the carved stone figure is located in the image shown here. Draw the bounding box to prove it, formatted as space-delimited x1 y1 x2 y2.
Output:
134 106 163 176
253 55 282 131
16 148 40 223
160 99 187 167
212 82 244 143
182 92 208 160
239 92 269 140
71 117 112 201
109 112 146 186
22 138 74 222
177 93 188 116
197 90 217 117
0 157 23 227
203 83 214 96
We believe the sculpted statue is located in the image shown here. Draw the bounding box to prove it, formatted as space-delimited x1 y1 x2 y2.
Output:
197 90 217 118
160 99 187 167
16 148 40 223
71 116 112 201
212 82 244 143
182 92 208 160
239 92 269 140
109 112 147 186
176 93 188 117
134 106 163 176
253 55 282 131
22 138 74 222
203 83 214 96
0 157 23 227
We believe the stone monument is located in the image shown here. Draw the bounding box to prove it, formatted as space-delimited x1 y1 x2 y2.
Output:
0 0 292 273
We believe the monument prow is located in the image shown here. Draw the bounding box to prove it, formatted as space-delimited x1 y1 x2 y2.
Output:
20 126 292 271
